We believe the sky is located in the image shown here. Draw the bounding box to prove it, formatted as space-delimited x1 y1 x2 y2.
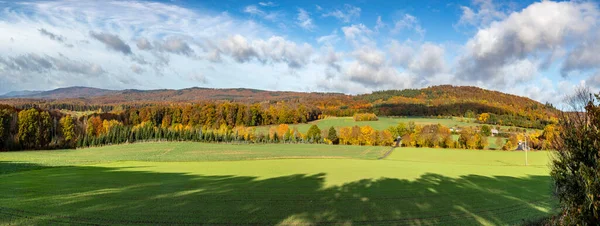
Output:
1 0 599 106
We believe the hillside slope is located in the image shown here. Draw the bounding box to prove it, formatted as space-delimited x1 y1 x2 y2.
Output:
0 85 557 126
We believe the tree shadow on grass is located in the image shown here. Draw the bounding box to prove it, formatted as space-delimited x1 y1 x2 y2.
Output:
0 161 59 175
0 161 556 225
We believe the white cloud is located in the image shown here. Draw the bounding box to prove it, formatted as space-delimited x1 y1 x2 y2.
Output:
342 24 369 39
345 61 411 89
388 40 414 67
89 31 132 55
392 14 425 37
315 47 343 72
0 0 274 92
388 40 446 78
322 4 361 23
316 33 340 46
297 8 315 30
562 35 600 76
220 35 257 63
456 1 599 88
244 5 263 15
352 46 385 68
586 72 600 89
243 4 281 21
218 35 313 69
258 2 276 7
456 0 507 28
408 43 446 77
155 37 194 56
375 16 385 32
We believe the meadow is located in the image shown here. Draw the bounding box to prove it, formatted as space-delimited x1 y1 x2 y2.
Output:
257 117 513 149
255 116 482 133
0 142 555 225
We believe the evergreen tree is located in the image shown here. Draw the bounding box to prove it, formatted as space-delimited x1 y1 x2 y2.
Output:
306 125 321 143
327 126 339 145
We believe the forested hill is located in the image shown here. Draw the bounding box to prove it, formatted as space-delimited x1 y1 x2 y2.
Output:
363 85 553 109
0 85 558 128
362 85 557 116
1 87 349 104
2 85 552 108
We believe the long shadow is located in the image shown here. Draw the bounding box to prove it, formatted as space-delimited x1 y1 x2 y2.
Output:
0 162 556 225
0 161 58 175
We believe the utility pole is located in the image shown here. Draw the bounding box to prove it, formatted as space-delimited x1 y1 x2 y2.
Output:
525 135 528 166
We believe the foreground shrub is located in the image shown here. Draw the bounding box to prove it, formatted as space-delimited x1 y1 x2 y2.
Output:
550 89 600 224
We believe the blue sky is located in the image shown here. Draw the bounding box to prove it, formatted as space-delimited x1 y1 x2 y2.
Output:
0 0 599 106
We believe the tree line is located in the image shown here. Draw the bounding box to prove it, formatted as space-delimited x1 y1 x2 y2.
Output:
0 102 321 150
0 100 558 151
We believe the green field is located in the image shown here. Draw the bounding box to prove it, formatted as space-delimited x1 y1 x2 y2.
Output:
0 142 556 225
257 117 510 149
256 117 483 133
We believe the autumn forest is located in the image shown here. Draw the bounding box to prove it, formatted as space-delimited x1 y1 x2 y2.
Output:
0 85 559 151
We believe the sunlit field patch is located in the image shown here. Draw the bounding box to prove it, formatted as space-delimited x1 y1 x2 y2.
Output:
0 142 556 225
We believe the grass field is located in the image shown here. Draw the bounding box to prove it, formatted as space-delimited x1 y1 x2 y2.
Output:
0 142 556 225
257 117 510 149
256 117 482 133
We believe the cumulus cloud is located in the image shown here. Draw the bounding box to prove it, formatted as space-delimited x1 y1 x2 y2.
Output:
388 41 446 77
409 43 446 77
375 16 386 32
561 37 600 76
156 38 194 56
456 0 507 28
316 47 343 72
253 36 313 68
38 28 66 43
136 38 153 50
352 47 385 68
317 44 412 91
388 40 415 67
341 24 374 47
345 61 409 89
220 35 258 63
322 4 361 23
342 24 371 39
586 72 600 89
218 35 313 69
297 8 315 30
392 14 425 37
89 31 132 55
456 1 599 87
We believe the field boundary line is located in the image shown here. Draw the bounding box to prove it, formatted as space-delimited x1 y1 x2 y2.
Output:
378 147 396 160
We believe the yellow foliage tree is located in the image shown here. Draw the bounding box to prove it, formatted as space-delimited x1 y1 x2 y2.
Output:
478 113 490 123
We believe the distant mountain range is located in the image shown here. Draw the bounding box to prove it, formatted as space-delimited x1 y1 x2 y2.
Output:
0 86 347 103
1 87 116 99
1 90 43 97
0 85 555 115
